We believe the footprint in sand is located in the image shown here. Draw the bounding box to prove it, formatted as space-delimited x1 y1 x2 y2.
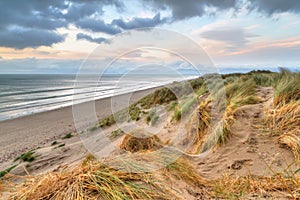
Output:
228 159 252 170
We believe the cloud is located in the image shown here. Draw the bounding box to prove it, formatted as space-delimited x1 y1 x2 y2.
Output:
112 13 167 29
76 33 110 44
220 44 300 66
0 0 124 28
76 18 121 34
143 0 237 21
214 36 300 67
0 28 65 49
76 13 167 34
200 26 258 51
1 0 300 49
248 0 300 15
0 0 122 48
0 1 67 30
63 2 104 21
144 0 300 21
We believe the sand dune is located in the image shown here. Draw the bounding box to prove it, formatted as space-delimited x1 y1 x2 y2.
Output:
1 71 300 199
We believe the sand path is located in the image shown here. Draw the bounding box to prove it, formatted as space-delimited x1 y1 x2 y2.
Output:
194 86 296 179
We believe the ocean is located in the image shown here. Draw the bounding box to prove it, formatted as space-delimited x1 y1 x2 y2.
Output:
0 74 196 121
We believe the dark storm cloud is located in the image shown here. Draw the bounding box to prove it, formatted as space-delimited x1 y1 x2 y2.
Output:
0 0 124 29
1 0 300 48
62 0 124 21
144 0 300 20
0 28 65 49
0 1 67 30
0 0 122 48
248 0 300 15
76 33 110 44
63 2 102 22
0 0 67 48
75 13 167 34
112 13 167 30
143 0 237 21
76 18 121 35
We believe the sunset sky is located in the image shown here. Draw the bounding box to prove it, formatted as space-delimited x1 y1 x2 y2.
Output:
0 0 300 74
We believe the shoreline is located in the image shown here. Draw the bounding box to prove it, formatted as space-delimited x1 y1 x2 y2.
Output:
0 86 159 164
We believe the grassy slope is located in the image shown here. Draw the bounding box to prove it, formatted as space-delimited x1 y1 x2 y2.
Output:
2 70 300 199
265 69 300 161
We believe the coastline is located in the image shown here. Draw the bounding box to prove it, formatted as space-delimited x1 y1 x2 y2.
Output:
0 87 159 164
1 71 299 199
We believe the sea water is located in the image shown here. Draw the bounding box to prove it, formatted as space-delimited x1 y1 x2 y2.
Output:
0 74 196 121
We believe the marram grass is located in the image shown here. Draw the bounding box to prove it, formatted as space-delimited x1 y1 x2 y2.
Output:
265 70 300 162
8 159 172 200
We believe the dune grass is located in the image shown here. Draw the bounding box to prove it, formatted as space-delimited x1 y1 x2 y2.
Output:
110 128 125 139
14 150 36 163
177 74 261 153
211 173 300 199
146 108 159 126
0 165 17 179
224 78 260 109
9 159 172 200
172 94 198 122
265 69 300 161
98 114 116 128
266 101 300 136
5 71 300 199
200 106 234 153
278 133 300 161
167 101 178 112
273 69 300 106
184 99 211 154
57 143 65 148
95 77 206 129
200 77 260 152
8 157 300 199
62 133 73 139
8 152 207 199
266 100 300 161
165 157 207 188
211 154 300 199
206 77 260 148
120 129 163 153
252 73 275 87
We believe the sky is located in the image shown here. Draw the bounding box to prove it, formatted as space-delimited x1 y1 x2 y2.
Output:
0 0 300 74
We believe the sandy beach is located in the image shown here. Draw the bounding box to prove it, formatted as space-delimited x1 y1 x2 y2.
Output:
0 87 158 164
1 71 299 199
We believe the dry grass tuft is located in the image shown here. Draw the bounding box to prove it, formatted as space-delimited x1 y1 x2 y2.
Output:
184 99 211 154
200 105 235 152
278 133 300 161
172 94 198 122
120 130 163 153
266 101 300 136
183 76 260 153
199 77 258 152
273 69 300 106
165 157 207 188
211 173 300 199
265 70 300 162
224 78 260 110
9 160 171 200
